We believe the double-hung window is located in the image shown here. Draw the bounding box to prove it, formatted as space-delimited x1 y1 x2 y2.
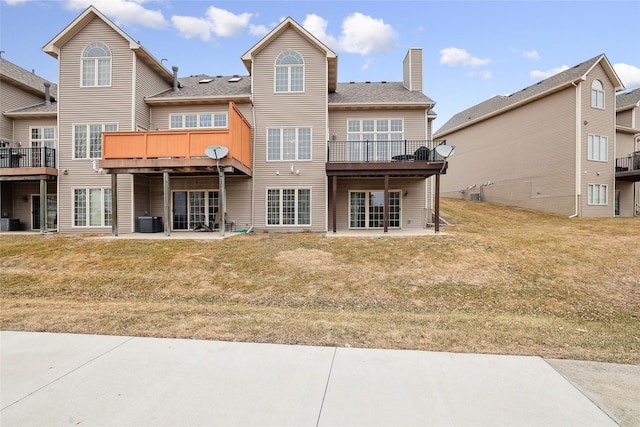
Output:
82 43 111 86
275 51 304 92
267 188 311 226
587 134 608 161
169 113 227 129
267 127 311 161
591 80 605 109
73 188 112 227
587 184 608 205
74 124 117 159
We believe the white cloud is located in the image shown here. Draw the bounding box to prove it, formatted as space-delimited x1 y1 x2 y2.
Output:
64 0 166 29
171 15 213 41
614 63 640 88
3 0 30 5
439 47 492 67
522 50 540 60
339 13 398 55
479 70 493 80
303 13 398 55
249 24 269 37
205 6 252 37
172 5 253 41
529 65 569 80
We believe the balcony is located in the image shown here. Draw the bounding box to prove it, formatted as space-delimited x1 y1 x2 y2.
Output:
615 151 640 182
0 147 58 181
326 139 448 177
100 102 252 176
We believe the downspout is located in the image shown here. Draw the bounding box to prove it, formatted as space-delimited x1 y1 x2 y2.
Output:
570 79 582 218
248 64 256 233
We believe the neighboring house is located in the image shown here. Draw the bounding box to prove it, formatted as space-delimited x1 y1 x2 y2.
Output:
0 57 58 232
434 54 640 217
615 88 640 216
0 6 447 235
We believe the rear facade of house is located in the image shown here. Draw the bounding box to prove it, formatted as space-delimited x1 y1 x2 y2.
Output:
434 54 640 217
1 6 447 235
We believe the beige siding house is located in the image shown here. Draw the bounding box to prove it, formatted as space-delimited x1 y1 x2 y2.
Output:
434 54 639 217
1 6 446 235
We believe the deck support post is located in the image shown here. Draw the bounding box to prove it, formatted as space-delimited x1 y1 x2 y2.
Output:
435 173 440 233
383 175 389 233
163 172 170 237
39 178 47 234
111 173 118 236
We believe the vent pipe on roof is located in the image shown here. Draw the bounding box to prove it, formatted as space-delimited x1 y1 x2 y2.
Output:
44 82 51 106
172 66 179 92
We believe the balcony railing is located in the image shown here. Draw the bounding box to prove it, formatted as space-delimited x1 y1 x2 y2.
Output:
0 147 56 169
616 151 640 172
327 139 448 163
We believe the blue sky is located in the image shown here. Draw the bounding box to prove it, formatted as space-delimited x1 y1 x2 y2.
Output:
2 0 639 129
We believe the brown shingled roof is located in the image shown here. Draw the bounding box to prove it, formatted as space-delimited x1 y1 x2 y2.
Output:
145 74 251 104
0 57 57 99
435 54 623 136
616 87 640 111
329 82 435 107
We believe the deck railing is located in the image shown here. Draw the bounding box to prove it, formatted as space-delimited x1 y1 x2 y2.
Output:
616 151 640 172
0 147 56 168
327 139 448 163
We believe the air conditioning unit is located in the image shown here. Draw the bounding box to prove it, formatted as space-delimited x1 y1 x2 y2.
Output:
470 193 481 202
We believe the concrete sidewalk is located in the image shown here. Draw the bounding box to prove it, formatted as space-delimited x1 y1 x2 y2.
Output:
0 331 634 426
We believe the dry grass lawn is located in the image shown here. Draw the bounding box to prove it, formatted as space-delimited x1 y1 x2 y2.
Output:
1 199 639 364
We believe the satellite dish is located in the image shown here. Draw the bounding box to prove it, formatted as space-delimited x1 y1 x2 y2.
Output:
205 145 229 160
435 144 456 159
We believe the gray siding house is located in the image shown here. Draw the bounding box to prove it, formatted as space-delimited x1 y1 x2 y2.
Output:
1 6 447 235
434 54 639 217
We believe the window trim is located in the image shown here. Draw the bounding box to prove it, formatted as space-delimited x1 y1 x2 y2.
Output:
72 123 118 159
266 188 312 226
591 79 605 109
81 42 112 87
266 127 312 161
587 183 608 206
587 133 608 162
274 50 305 93
72 187 112 228
169 112 228 129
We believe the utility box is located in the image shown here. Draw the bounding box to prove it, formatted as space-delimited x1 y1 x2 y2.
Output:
1 218 20 231
137 216 162 233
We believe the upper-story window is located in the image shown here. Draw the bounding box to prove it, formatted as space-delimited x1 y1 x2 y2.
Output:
587 134 608 161
591 79 605 109
82 43 111 87
74 123 117 159
275 51 304 92
169 113 227 129
267 127 311 161
30 127 56 149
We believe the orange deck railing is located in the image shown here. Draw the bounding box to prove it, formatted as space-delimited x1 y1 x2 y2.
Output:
102 102 252 168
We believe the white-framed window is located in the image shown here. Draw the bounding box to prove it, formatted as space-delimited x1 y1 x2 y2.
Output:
30 126 56 167
347 119 404 161
30 127 56 148
73 188 112 227
267 188 311 226
82 42 111 87
587 134 608 161
587 184 608 205
267 127 311 161
169 113 227 129
73 123 117 159
275 51 304 92
591 79 605 109
349 190 401 229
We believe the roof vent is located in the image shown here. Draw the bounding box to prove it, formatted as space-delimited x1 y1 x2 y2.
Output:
198 78 214 84
365 81 371 84
381 81 387 84
228 77 242 82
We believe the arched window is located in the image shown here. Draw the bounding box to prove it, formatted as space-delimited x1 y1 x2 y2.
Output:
275 51 304 92
82 43 111 87
591 79 604 109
